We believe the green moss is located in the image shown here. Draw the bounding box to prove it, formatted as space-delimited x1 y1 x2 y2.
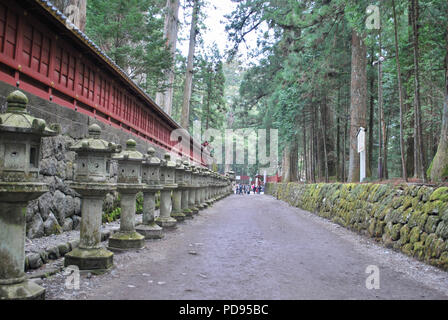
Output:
435 221 448 239
368 219 376 237
399 225 411 244
427 159 434 178
430 187 448 202
413 241 425 260
402 243 414 256
418 187 433 202
438 251 448 270
390 223 402 241
409 227 421 244
374 220 386 238
425 215 440 234
110 231 143 240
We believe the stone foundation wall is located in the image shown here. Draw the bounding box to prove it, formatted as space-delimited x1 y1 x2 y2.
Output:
0 82 168 239
265 183 448 271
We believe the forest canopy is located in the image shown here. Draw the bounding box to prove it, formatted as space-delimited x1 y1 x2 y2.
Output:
53 0 448 184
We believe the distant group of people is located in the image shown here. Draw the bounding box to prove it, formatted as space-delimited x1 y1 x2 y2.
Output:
235 184 263 195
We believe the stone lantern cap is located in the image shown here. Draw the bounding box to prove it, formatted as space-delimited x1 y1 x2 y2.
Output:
113 139 145 189
175 159 185 171
183 160 192 187
0 90 60 188
0 90 60 136
162 153 176 168
141 147 163 191
160 153 177 189
69 124 121 154
183 160 192 172
68 124 119 195
175 158 187 187
190 164 198 187
113 139 144 162
144 147 161 165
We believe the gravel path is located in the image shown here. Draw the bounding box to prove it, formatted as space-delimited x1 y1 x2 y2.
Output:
40 194 448 300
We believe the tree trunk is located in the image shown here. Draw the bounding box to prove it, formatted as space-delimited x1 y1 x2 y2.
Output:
181 0 200 130
310 110 316 183
53 0 86 32
336 99 341 181
348 31 367 182
342 93 349 182
290 136 299 182
392 0 408 181
303 118 308 181
156 0 181 116
320 102 329 182
410 0 427 182
368 53 375 178
429 3 448 182
282 145 291 183
314 103 323 180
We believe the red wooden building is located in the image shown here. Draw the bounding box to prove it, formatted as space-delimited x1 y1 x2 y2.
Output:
0 0 208 165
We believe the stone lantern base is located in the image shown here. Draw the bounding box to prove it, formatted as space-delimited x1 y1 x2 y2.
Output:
171 211 187 222
64 247 114 272
135 223 163 239
0 280 45 300
108 232 145 251
155 216 177 229
183 208 194 219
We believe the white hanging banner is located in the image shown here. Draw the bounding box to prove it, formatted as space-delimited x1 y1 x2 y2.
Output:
358 127 366 182
358 127 366 153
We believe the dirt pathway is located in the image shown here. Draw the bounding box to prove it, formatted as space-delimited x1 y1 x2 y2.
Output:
42 194 448 300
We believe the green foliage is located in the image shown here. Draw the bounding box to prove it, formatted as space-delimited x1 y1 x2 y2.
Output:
225 0 448 182
136 192 144 215
102 207 121 224
86 0 171 97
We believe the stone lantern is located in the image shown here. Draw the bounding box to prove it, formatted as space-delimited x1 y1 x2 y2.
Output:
190 165 200 215
228 171 236 194
223 175 230 197
198 168 208 210
155 153 178 228
222 175 229 198
214 174 220 200
171 159 186 222
205 170 214 207
217 175 223 199
108 140 145 251
181 160 193 219
214 174 219 200
225 173 232 195
64 124 121 272
135 148 163 239
195 167 204 210
0 90 59 300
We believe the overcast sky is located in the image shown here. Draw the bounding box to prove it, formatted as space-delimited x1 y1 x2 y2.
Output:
178 0 264 64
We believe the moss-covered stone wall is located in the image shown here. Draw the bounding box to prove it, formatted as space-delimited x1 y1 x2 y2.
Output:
265 183 448 271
